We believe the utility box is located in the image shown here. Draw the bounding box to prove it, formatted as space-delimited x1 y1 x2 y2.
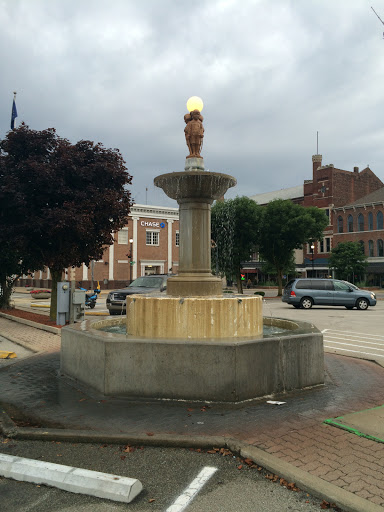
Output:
57 282 70 326
71 289 85 323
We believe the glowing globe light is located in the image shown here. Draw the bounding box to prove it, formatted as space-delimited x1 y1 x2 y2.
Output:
187 96 204 112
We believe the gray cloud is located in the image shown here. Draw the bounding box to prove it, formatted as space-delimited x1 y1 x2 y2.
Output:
1 0 384 207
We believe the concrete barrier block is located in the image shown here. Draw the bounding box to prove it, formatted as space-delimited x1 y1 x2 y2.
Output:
0 453 142 503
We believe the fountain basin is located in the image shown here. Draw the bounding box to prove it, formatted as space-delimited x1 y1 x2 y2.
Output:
60 316 324 402
154 170 236 202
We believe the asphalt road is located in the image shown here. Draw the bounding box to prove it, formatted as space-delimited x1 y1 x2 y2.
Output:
264 298 384 365
0 439 331 512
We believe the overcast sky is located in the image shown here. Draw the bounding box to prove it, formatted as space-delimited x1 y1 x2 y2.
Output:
1 0 384 207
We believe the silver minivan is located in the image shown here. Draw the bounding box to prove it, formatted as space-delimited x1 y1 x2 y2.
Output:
282 278 376 310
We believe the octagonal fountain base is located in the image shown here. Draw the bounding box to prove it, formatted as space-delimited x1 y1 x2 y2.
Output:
60 315 324 403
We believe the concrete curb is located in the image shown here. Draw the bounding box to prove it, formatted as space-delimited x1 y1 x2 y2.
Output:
0 411 381 512
0 453 142 503
0 312 61 335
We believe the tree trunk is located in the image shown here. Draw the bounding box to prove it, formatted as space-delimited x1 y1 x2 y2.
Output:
49 269 63 321
0 274 17 309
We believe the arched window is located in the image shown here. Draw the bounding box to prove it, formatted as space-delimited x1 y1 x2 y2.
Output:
368 240 374 257
377 211 383 230
358 213 364 231
337 216 343 233
347 214 354 232
359 240 365 255
368 212 373 230
378 239 384 257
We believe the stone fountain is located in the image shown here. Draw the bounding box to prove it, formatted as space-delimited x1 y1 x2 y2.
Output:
60 98 324 402
126 101 263 340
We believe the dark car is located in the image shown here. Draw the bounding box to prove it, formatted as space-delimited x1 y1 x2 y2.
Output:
106 275 169 315
282 278 376 310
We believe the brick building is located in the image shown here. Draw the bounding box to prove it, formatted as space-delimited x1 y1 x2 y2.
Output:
333 187 384 287
302 155 383 277
19 204 180 290
248 154 384 282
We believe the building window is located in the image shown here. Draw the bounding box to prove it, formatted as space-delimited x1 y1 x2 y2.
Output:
117 229 128 244
368 240 374 257
323 208 331 225
175 231 180 246
368 212 373 230
347 215 354 233
319 237 331 254
337 216 343 233
378 239 384 257
146 231 159 246
357 213 364 232
359 240 365 255
377 211 383 230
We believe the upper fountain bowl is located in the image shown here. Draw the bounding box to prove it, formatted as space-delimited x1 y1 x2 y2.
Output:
154 170 237 202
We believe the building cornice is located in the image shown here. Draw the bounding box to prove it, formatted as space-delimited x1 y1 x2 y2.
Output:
130 204 179 220
333 201 384 212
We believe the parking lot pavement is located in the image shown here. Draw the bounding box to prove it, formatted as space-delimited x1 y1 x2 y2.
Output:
0 440 332 512
264 298 384 365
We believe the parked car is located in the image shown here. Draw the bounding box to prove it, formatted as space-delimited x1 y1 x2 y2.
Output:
106 275 169 315
282 278 376 310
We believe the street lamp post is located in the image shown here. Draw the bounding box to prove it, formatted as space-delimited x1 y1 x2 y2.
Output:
310 243 315 277
129 239 134 283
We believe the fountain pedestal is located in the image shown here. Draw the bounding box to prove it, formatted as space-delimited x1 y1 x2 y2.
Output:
154 158 236 296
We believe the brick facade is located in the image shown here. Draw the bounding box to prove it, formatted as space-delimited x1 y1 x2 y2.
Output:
19 204 180 290
249 154 384 283
333 188 384 286
301 155 383 276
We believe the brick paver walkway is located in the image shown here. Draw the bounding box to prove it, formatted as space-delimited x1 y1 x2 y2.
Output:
1 318 384 508
0 317 60 353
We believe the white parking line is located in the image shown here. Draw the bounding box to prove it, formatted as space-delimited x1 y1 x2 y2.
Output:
322 329 384 340
324 340 384 351
166 466 217 512
322 329 384 360
324 346 384 358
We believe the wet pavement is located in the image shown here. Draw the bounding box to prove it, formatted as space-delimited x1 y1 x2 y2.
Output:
1 315 384 510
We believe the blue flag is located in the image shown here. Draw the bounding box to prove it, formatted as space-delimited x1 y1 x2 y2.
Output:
11 99 18 129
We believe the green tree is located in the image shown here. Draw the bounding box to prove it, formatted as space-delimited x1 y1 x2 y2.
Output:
328 241 368 282
258 199 328 296
211 196 262 293
0 124 132 319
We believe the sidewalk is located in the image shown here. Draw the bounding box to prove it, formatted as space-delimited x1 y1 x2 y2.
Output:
1 315 384 511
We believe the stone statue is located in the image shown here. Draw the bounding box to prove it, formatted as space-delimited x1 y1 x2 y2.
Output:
184 109 204 158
